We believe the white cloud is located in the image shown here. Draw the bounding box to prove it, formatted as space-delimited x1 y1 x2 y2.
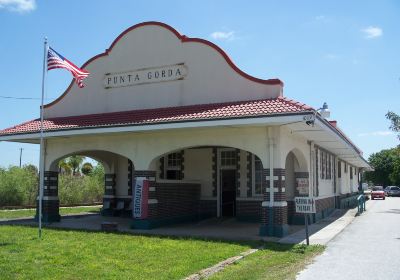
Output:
358 131 394 137
0 0 36 13
210 31 235 41
361 26 383 39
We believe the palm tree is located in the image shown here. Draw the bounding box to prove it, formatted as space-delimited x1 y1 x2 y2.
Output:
58 159 72 175
67 156 85 176
58 156 86 176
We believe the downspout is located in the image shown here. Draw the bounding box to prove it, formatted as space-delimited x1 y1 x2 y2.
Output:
268 127 274 236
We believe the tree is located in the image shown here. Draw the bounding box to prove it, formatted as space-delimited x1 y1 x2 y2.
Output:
365 147 400 186
22 164 39 204
58 159 72 175
386 111 400 140
67 156 85 176
0 166 38 206
81 162 93 175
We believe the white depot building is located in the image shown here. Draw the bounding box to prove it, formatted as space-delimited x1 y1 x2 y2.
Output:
0 22 371 237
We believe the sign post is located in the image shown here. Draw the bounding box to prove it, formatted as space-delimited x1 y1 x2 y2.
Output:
304 213 309 245
294 197 316 245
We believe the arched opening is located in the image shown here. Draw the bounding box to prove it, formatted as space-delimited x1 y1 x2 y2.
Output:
45 150 135 220
285 148 309 225
146 145 265 225
285 152 300 201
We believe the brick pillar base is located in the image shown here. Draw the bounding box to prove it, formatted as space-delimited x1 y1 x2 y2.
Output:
102 174 116 216
35 171 60 223
259 168 289 237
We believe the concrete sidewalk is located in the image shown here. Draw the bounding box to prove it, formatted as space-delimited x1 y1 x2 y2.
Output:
279 208 358 245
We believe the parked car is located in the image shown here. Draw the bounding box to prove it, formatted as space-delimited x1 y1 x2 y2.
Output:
371 186 385 200
385 186 400 197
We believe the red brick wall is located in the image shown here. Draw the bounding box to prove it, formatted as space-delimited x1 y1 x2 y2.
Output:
148 183 200 219
316 196 335 212
236 200 262 221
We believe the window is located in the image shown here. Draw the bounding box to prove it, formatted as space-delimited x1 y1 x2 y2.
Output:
327 154 331 179
221 150 237 167
344 163 348 173
253 156 263 196
321 151 325 179
315 149 319 185
338 161 342 178
350 166 353 180
164 152 183 180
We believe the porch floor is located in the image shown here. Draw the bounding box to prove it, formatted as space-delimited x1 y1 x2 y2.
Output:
4 214 289 241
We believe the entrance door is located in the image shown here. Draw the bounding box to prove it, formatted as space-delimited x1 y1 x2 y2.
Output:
220 169 236 217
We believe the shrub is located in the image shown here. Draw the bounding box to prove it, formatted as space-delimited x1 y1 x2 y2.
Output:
0 164 104 207
0 166 38 206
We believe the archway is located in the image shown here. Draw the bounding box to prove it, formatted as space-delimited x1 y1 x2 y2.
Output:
284 148 309 225
145 145 265 226
40 150 135 222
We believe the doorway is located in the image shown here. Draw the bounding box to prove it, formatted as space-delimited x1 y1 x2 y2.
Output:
220 169 236 217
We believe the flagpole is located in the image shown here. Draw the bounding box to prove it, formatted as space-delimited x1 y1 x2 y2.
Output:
38 37 48 239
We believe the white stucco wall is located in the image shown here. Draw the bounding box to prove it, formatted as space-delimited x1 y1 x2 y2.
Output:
337 161 359 194
44 24 281 118
184 148 213 197
115 155 129 196
278 127 310 171
44 126 272 172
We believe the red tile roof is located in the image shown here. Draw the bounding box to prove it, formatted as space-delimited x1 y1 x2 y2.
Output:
0 97 313 136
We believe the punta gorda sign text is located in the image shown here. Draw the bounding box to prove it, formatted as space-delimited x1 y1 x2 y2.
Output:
104 64 187 89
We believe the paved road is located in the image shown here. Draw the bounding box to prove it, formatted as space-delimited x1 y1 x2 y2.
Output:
297 197 400 280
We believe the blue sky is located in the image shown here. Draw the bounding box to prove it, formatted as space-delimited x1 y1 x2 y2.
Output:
0 0 399 167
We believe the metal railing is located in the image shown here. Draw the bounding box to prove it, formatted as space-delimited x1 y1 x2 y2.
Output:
357 194 366 215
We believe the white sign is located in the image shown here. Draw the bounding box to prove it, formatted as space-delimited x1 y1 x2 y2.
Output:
104 64 187 89
296 178 309 195
295 197 316 213
133 177 149 219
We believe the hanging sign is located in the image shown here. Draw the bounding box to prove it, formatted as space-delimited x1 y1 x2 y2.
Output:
104 63 187 89
294 197 316 213
133 177 149 219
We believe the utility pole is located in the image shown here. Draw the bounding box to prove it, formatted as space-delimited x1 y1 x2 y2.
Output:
19 148 24 168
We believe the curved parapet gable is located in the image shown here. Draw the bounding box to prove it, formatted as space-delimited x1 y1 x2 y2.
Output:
44 21 284 118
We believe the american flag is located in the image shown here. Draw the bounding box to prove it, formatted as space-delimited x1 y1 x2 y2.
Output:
47 47 89 88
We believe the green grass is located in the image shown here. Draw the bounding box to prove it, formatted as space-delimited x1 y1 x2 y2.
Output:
209 242 325 280
0 206 101 219
0 225 255 280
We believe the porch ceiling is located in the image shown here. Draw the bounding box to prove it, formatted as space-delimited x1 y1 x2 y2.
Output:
287 118 371 170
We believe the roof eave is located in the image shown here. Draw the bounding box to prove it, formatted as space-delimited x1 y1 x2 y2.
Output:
0 112 312 142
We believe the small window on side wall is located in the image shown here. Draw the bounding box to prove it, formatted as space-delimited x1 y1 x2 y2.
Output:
253 155 263 196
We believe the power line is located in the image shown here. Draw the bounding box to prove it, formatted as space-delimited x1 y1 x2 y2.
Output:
0 95 55 100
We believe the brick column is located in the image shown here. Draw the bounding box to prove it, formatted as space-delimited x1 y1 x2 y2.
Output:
35 171 60 223
102 173 116 215
260 168 288 237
